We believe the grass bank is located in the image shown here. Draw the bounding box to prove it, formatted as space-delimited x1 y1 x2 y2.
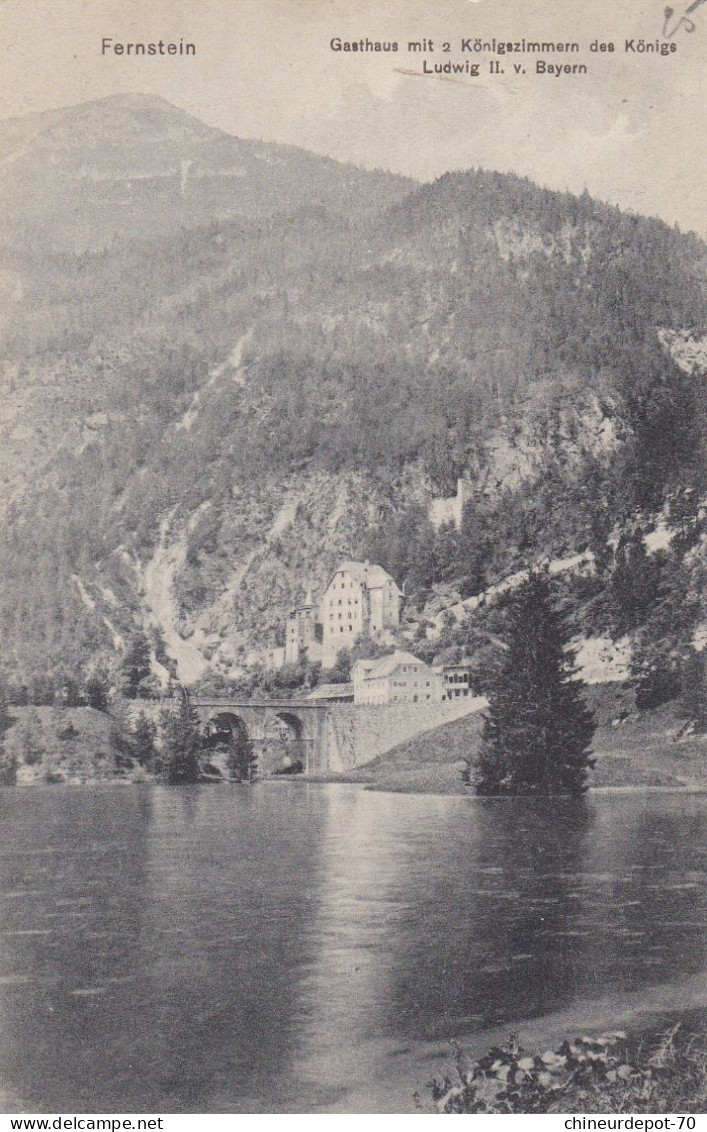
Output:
5 705 132 785
336 684 706 795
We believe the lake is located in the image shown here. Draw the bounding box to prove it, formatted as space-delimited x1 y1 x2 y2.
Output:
0 784 705 1113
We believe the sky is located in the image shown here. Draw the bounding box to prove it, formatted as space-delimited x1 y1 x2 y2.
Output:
0 0 704 233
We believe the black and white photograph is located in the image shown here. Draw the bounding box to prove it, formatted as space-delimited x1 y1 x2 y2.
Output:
0 0 705 1117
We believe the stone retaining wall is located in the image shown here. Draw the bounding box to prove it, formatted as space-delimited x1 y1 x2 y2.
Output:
326 696 486 771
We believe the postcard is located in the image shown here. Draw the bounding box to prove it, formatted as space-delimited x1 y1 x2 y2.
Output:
0 0 704 1118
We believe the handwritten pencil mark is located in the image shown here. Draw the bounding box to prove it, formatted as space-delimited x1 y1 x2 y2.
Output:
663 0 706 37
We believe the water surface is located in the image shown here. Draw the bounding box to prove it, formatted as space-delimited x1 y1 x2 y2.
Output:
0 784 704 1112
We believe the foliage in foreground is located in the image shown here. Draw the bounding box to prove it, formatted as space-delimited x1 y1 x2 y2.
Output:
430 1025 707 1114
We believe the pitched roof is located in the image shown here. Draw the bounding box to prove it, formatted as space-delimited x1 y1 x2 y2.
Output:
291 585 317 611
330 561 400 592
306 682 355 701
359 650 430 681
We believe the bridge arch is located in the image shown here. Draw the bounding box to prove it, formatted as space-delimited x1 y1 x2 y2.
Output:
191 699 329 777
204 711 250 745
273 710 305 741
203 711 254 781
261 709 308 775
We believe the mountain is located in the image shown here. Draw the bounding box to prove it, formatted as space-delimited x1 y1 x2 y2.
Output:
0 95 704 706
0 93 413 252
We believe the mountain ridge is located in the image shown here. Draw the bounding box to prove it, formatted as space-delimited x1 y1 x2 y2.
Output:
0 92 416 252
0 95 704 709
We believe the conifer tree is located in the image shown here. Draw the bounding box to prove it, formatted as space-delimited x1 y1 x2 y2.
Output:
0 686 16 784
85 670 111 712
227 728 258 783
121 632 152 700
678 648 707 735
608 528 661 637
132 712 158 770
161 691 202 784
629 547 702 710
474 573 596 796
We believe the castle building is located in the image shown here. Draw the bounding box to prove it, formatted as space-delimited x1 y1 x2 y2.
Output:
352 650 443 705
284 587 322 666
319 560 402 668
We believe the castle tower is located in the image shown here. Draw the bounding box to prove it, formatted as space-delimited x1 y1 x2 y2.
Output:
284 586 320 666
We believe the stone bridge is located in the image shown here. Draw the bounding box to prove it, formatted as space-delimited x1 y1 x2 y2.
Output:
191 698 331 776
190 695 484 777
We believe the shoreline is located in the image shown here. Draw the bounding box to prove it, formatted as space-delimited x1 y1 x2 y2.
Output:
5 685 705 793
5 777 707 798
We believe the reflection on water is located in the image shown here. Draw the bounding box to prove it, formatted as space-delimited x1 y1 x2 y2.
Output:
0 784 704 1112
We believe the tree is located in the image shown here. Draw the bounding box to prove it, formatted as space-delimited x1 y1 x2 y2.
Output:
107 696 137 769
474 573 596 796
61 675 84 708
85 671 110 712
607 528 661 637
121 632 152 699
161 690 203 784
227 728 258 783
0 686 16 784
678 648 707 734
132 712 158 770
630 547 703 710
9 708 45 767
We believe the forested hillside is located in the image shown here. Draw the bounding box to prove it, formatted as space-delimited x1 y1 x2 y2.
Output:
0 94 704 710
